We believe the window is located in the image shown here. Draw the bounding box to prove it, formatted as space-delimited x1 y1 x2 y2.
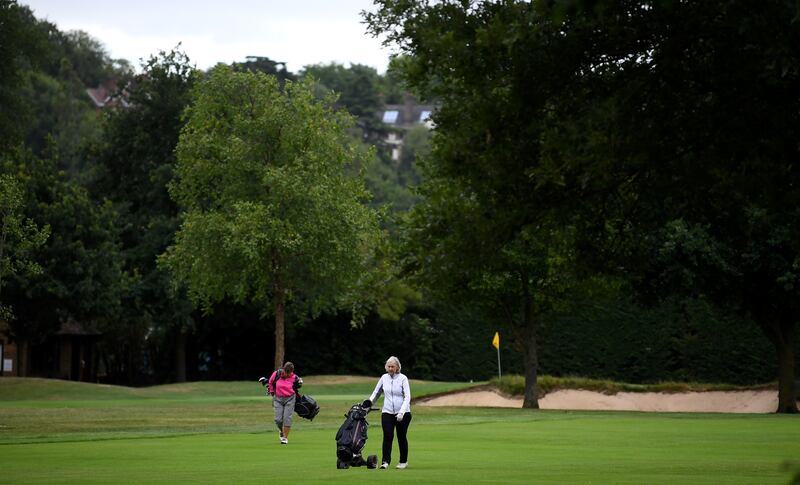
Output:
419 110 431 122
382 110 399 124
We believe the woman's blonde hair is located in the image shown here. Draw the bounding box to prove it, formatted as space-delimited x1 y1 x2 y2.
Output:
385 356 401 373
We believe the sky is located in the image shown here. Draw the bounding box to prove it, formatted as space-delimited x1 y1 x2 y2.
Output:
21 0 395 74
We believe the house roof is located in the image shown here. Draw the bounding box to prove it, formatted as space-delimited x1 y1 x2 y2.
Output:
86 79 130 109
381 94 436 130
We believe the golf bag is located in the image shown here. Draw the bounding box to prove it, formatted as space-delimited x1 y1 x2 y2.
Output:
294 394 320 421
258 375 319 421
335 403 378 469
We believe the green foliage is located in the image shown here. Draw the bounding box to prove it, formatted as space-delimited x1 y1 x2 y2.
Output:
162 66 382 344
0 170 50 320
415 300 505 382
9 0 798 397
382 56 411 103
363 155 421 224
233 56 295 86
367 0 610 407
374 280 420 321
0 1 47 151
399 124 430 177
3 6 128 172
301 62 386 139
0 5 142 381
532 283 779 385
367 0 800 411
397 153 580 404
1 148 127 342
21 68 103 177
299 63 425 230
87 48 199 383
55 30 122 86
541 0 800 410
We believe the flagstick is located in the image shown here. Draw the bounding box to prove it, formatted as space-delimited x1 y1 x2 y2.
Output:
497 346 502 380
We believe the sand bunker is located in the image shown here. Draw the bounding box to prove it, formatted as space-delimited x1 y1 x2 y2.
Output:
418 389 784 413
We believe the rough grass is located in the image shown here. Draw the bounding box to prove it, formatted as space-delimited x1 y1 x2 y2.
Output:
491 374 777 397
0 377 477 444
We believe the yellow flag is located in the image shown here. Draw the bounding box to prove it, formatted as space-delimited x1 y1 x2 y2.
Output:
492 332 500 350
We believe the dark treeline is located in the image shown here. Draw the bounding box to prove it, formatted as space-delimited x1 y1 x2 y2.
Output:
1 1 797 411
170 296 776 386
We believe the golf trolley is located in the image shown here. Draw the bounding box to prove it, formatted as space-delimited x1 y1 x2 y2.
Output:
335 402 378 469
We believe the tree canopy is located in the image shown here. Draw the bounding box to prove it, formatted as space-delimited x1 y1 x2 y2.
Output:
0 170 49 322
366 0 800 411
161 66 383 368
89 48 199 382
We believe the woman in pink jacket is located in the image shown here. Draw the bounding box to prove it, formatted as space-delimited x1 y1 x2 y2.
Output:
267 361 303 444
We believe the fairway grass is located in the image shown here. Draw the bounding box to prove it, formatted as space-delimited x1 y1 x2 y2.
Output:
1 378 798 484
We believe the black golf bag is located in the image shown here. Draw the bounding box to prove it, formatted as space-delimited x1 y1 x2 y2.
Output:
294 394 320 421
258 375 319 421
335 403 378 469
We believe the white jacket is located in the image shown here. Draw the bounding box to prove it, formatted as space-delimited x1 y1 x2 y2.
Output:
369 372 411 415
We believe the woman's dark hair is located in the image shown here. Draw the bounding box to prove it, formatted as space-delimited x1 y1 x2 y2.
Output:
283 362 294 374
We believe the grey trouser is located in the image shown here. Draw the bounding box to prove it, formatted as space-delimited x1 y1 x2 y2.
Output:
273 394 296 428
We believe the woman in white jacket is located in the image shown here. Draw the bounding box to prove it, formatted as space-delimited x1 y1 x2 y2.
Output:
363 356 412 469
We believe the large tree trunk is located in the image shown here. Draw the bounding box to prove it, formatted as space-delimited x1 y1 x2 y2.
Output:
273 281 285 370
775 320 798 414
521 279 539 409
174 327 186 383
522 331 539 408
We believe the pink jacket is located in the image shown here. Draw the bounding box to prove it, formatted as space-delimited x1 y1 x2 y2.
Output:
268 370 298 398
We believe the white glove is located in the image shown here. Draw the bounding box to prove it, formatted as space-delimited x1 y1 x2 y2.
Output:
396 412 405 422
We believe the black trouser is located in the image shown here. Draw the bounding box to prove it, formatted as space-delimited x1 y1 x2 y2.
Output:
381 412 412 464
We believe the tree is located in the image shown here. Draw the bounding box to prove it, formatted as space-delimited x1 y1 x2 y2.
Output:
161 66 382 368
0 4 134 381
367 0 800 412
21 66 104 178
3 5 129 178
0 170 49 321
57 30 118 87
400 168 576 407
301 63 387 141
1 148 127 377
0 1 46 152
366 0 591 408
234 56 296 86
531 0 800 413
90 48 199 382
380 57 408 104
398 124 429 180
